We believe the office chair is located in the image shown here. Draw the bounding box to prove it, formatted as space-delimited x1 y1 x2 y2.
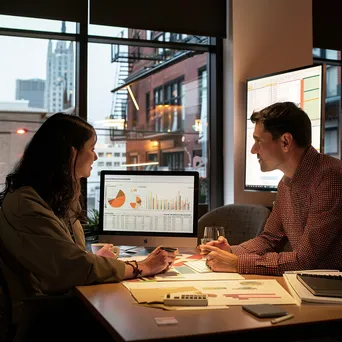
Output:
198 203 271 246
0 241 115 341
0 266 16 342
0 242 30 342
0 237 69 341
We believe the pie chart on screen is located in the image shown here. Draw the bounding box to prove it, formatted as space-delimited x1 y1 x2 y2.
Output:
108 190 125 208
130 196 142 209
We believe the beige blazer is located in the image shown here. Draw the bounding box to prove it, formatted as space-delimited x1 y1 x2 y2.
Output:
0 186 125 299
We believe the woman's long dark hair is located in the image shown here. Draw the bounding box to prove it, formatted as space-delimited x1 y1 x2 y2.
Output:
0 113 96 219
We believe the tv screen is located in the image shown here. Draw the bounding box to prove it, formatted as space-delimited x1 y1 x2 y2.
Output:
245 64 323 192
99 171 199 243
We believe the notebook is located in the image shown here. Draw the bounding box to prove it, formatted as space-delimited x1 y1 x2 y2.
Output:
296 273 342 298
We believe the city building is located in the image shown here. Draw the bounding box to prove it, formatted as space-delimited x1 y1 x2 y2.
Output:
44 21 74 113
111 30 207 176
0 100 47 186
87 135 127 211
15 78 45 108
87 115 127 211
86 31 130 211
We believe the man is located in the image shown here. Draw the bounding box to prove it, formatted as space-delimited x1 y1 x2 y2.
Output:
200 102 342 275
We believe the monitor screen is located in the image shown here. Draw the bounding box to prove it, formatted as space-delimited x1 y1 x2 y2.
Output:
245 64 323 192
99 170 199 247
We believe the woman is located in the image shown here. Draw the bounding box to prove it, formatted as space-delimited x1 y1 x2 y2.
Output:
0 113 174 298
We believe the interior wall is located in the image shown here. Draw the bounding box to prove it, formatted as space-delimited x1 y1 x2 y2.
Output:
223 0 313 207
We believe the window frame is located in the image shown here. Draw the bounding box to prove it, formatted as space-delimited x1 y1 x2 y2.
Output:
0 16 224 212
313 49 342 160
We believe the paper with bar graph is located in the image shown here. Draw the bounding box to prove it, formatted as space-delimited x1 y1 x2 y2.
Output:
119 254 243 282
122 279 297 305
155 254 244 281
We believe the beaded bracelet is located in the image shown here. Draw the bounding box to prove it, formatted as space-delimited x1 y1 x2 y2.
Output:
124 260 143 278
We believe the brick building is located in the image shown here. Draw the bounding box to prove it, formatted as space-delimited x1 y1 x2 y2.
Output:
112 30 208 172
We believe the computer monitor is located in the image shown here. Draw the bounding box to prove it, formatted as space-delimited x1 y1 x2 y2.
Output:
244 64 324 192
98 170 199 247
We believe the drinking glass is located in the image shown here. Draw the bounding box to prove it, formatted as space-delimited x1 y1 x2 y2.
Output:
201 226 225 245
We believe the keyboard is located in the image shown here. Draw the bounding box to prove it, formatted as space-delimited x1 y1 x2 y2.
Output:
297 273 342 298
184 259 212 273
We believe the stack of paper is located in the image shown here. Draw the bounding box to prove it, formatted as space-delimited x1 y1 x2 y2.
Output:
123 279 297 307
283 271 342 304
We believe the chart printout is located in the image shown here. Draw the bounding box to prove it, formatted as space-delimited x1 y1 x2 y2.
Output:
102 174 195 233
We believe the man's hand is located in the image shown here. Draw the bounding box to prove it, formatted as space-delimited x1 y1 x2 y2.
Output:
198 236 232 255
204 245 238 273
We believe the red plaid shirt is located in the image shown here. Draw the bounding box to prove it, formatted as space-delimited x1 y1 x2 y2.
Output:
232 146 342 275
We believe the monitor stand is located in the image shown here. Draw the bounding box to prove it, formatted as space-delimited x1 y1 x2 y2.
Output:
98 235 197 248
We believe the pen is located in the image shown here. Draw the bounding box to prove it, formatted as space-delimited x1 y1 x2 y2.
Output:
271 314 294 324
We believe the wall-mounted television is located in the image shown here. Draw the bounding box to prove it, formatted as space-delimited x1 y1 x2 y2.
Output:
244 64 324 192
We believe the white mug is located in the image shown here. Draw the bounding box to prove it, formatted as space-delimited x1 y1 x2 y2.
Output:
91 243 120 259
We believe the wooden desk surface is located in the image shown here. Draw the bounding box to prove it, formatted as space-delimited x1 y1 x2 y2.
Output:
74 252 342 341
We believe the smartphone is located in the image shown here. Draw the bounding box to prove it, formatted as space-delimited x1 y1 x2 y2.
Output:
161 247 178 252
242 304 288 318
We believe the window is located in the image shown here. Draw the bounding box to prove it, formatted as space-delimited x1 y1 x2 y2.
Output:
0 13 221 211
153 78 184 133
326 66 338 97
313 48 341 159
146 92 150 123
325 127 338 155
148 153 158 162
90 37 209 206
162 151 184 170
0 14 76 33
198 67 207 117
0 33 75 187
154 87 162 105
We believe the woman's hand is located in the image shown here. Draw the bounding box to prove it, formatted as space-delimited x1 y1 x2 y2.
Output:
138 246 177 276
198 236 232 255
203 245 238 273
95 244 117 258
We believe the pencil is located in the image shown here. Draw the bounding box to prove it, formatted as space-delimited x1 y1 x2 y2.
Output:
271 314 294 324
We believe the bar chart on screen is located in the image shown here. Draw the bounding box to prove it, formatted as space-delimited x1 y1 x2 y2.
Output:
106 185 192 211
103 180 194 233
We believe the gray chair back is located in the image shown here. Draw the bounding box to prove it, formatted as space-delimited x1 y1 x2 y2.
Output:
198 203 271 246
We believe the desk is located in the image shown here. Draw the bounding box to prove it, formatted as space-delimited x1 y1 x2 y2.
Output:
74 252 342 341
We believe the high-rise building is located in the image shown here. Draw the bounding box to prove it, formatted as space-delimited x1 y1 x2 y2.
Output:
15 79 45 109
44 21 74 113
